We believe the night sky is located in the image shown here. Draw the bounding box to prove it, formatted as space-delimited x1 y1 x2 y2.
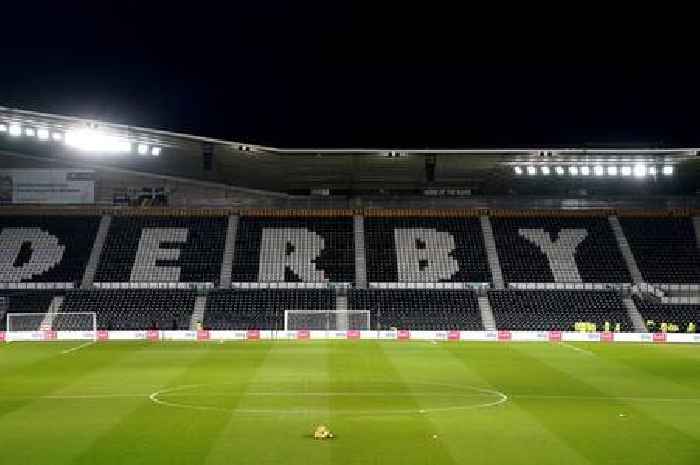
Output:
0 2 697 148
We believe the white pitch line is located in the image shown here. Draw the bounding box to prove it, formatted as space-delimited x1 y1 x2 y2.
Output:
560 343 595 356
60 341 95 355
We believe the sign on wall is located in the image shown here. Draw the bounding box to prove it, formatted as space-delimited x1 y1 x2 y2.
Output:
0 169 94 204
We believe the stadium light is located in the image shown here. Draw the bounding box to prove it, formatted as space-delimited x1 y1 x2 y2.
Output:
24 128 36 137
648 166 657 176
580 166 590 176
621 166 632 176
65 128 132 153
541 166 550 175
151 146 161 156
555 166 564 175
569 166 578 176
0 123 7 132
594 165 604 176
527 166 536 175
51 132 63 141
37 128 50 141
633 164 646 177
8 123 22 137
662 165 673 176
607 166 618 176
513 166 523 175
137 143 148 155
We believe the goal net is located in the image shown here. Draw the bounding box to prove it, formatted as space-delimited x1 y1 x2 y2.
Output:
6 312 97 339
284 310 370 331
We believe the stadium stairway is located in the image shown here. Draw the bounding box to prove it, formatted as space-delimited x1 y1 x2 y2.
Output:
219 215 239 289
354 214 367 288
622 297 647 332
39 295 64 330
477 295 497 331
693 216 700 249
336 289 349 330
80 215 112 289
190 295 208 330
608 216 643 284
480 216 504 289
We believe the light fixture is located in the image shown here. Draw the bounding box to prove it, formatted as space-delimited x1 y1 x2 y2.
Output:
662 165 673 176
0 123 7 132
607 166 618 176
8 123 22 137
594 165 604 176
648 166 657 176
51 132 63 141
137 143 149 155
37 128 50 141
580 166 590 176
527 166 536 175
514 166 523 175
633 164 646 177
541 166 550 175
555 166 564 175
569 166 579 176
151 146 161 156
621 166 632 176
65 128 132 153
24 128 36 137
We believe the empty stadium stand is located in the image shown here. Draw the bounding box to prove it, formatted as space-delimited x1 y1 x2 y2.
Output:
203 289 335 329
60 290 196 330
0 215 100 286
0 290 62 330
620 217 700 284
95 216 226 285
231 216 354 284
632 295 700 329
491 216 631 284
488 290 632 331
364 217 491 284
350 289 482 330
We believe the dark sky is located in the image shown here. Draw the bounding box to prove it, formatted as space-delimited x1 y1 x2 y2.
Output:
0 2 698 148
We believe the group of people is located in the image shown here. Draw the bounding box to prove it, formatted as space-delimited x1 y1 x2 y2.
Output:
574 321 622 333
646 320 696 334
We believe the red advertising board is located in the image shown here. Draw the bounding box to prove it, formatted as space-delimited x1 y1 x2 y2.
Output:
397 330 411 340
346 330 361 340
448 330 461 341
548 331 562 342
147 330 160 341
0 331 5 342
601 332 614 342
498 330 512 341
246 329 261 340
43 330 57 341
653 332 667 343
297 330 310 340
96 330 109 341
197 330 210 341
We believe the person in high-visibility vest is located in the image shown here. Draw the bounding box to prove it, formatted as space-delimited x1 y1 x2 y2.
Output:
688 322 696 333
660 322 667 333
604 321 611 332
614 322 621 333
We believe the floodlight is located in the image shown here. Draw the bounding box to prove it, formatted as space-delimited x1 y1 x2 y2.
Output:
8 123 21 137
580 166 590 176
24 128 36 137
569 166 579 176
513 166 523 175
648 166 657 176
137 144 148 155
662 166 673 176
607 166 618 176
0 123 7 132
65 128 132 153
541 166 550 175
621 166 632 176
594 165 604 176
51 132 63 141
527 166 536 175
151 146 161 156
555 166 564 175
633 164 646 177
37 128 50 141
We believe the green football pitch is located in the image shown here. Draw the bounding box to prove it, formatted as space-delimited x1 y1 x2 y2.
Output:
1 341 699 465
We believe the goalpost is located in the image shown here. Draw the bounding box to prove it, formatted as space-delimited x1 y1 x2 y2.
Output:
284 310 370 331
6 312 98 341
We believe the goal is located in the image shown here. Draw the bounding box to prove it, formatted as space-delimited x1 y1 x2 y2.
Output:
6 312 97 339
284 310 370 331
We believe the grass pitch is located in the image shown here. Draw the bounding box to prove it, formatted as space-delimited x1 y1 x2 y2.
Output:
1 341 699 465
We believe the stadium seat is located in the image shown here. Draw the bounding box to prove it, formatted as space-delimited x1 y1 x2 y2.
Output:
0 290 62 330
632 295 700 330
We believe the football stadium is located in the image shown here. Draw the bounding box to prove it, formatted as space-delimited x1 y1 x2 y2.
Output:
0 104 699 465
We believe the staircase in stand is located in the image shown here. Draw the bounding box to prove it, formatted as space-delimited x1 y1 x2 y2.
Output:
480 216 504 289
40 296 64 330
219 215 239 289
478 296 497 331
190 295 208 330
353 215 367 289
623 297 647 333
81 215 112 288
609 216 643 284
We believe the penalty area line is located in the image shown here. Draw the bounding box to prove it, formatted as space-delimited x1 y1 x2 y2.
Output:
61 341 95 355
559 343 595 356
